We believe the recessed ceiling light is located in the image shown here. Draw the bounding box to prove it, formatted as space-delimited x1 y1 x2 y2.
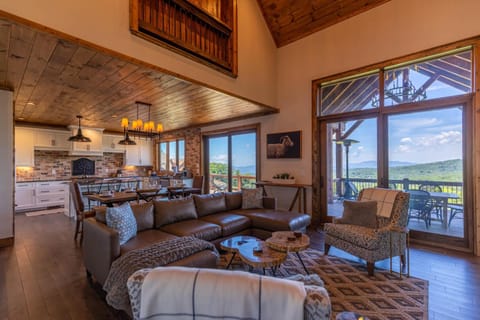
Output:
112 115 118 118
26 102 35 106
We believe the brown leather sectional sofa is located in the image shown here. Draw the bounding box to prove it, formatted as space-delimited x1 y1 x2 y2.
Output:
83 191 311 285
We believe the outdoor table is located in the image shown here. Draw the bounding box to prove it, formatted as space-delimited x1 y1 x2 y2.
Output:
428 191 459 229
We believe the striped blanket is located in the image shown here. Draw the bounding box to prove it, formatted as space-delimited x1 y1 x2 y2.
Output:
130 266 306 320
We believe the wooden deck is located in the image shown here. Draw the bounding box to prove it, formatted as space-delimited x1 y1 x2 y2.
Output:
1 212 479 319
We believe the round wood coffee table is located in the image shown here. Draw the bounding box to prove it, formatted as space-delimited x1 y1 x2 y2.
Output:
266 231 310 274
219 235 260 269
238 241 286 276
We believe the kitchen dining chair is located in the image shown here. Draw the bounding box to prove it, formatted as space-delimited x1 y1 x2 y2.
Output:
70 181 96 243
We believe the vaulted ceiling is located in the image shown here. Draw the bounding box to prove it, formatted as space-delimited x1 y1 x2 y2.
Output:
0 15 277 133
0 1 392 133
257 0 392 47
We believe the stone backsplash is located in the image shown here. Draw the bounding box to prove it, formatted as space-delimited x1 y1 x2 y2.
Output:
16 150 151 181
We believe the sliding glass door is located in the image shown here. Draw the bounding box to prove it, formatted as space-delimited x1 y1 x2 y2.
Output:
204 127 258 193
388 106 465 239
316 48 473 249
324 118 378 218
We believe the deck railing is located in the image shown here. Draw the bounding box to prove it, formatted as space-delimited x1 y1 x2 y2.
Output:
209 173 256 192
332 178 463 204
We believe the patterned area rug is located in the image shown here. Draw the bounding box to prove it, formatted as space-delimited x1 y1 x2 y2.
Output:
220 249 428 320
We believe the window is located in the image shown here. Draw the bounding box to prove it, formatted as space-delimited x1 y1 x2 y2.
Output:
203 126 259 193
315 47 473 250
158 139 185 173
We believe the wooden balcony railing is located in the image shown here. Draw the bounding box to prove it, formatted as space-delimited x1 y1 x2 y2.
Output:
332 178 463 204
209 173 256 192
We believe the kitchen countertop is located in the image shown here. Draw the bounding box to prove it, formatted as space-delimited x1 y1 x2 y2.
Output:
16 176 145 183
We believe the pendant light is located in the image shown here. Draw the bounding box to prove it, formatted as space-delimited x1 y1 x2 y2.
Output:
118 118 136 145
68 115 91 142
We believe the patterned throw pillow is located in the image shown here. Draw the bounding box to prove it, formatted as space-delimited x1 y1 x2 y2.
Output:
241 188 264 209
106 202 137 245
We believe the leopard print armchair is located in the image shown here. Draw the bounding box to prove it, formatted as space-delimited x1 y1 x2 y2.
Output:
323 188 410 276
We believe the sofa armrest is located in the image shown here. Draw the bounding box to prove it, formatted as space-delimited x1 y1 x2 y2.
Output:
83 218 120 286
262 197 277 209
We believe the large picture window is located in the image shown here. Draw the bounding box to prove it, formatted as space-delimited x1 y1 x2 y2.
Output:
314 46 473 250
203 125 259 193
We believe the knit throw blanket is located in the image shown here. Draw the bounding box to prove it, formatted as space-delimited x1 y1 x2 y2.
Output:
103 236 218 312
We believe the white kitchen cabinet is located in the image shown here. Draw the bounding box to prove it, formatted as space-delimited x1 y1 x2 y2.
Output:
68 127 104 156
35 129 71 150
36 181 69 206
125 140 153 166
103 134 125 153
15 127 35 167
15 181 70 215
15 182 36 210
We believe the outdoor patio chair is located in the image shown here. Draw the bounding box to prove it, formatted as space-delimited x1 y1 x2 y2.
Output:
448 204 464 227
419 183 443 222
407 190 434 228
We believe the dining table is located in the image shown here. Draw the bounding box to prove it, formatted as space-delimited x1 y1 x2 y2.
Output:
86 187 168 207
428 191 459 229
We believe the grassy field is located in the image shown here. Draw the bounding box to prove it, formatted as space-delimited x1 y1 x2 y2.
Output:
349 159 462 182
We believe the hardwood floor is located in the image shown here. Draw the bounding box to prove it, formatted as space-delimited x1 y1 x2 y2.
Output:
1 213 480 319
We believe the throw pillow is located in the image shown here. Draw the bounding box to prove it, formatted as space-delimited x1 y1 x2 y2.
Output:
241 188 264 209
339 200 377 228
106 202 137 245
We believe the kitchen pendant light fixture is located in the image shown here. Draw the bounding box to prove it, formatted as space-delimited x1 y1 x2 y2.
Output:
118 101 163 144
118 123 136 145
68 115 91 142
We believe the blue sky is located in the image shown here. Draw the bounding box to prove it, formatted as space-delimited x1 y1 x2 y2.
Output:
343 106 463 165
209 133 256 167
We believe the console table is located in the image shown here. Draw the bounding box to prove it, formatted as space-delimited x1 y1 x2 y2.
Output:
256 181 310 213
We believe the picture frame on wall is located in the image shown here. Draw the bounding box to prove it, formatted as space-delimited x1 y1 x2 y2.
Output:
266 130 301 159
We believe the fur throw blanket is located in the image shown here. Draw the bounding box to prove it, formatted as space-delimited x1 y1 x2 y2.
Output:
103 236 218 312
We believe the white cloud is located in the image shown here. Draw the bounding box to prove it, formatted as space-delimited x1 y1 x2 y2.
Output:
212 154 228 163
400 137 412 143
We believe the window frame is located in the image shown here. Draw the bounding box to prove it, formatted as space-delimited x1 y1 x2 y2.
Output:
157 138 185 173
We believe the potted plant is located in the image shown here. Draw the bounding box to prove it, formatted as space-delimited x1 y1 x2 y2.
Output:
272 173 296 184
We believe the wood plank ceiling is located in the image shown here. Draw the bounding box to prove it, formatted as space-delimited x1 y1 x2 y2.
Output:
0 15 277 133
257 0 392 47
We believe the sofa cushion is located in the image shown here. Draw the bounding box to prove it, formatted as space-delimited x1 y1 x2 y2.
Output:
338 200 377 229
242 188 264 209
131 203 155 231
106 202 137 245
159 220 222 241
193 193 227 217
225 192 242 210
199 213 252 236
120 229 178 255
96 204 154 231
153 197 198 228
236 210 311 231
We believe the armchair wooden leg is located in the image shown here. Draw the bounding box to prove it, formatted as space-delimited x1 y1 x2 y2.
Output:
367 262 375 276
74 219 80 240
324 244 331 255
